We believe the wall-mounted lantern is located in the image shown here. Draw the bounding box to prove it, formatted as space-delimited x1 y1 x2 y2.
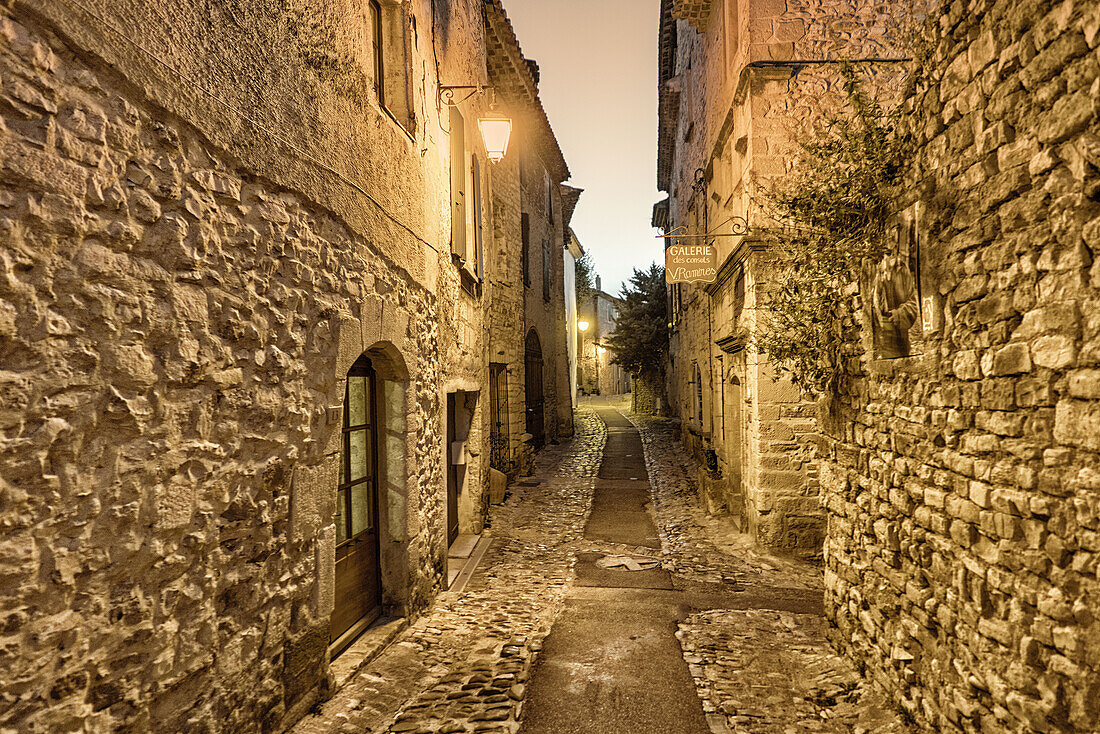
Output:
440 85 513 164
477 116 512 163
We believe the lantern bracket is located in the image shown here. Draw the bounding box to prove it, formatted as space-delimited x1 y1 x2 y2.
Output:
440 85 492 106
658 216 750 240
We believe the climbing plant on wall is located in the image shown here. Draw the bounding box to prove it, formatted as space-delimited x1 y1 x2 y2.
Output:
756 64 914 395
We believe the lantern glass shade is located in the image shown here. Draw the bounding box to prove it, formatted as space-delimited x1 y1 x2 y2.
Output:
479 117 512 163
577 320 590 332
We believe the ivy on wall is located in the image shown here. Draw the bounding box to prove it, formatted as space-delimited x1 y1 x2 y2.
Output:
756 64 913 395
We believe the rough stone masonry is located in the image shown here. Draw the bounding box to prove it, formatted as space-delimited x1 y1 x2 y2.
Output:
0 0 493 731
821 0 1100 731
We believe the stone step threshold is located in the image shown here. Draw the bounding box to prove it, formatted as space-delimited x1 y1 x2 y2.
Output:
329 616 408 691
326 534 492 696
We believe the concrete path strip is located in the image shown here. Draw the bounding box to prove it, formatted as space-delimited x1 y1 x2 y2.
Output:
521 406 709 734
518 593 710 734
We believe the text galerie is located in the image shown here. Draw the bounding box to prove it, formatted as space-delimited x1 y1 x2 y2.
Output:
666 244 717 284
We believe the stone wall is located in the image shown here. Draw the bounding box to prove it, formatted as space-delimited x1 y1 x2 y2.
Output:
0 0 504 730
632 371 667 416
821 0 1100 730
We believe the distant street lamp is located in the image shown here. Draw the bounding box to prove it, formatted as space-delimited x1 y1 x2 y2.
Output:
577 320 590 332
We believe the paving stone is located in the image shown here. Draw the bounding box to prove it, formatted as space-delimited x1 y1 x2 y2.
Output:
291 410 604 734
623 408 912 734
293 405 911 734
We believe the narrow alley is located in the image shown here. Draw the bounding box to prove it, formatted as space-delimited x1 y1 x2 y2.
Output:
2 0 1098 731
292 400 904 734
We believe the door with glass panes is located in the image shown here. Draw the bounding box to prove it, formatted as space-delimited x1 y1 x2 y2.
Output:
332 356 382 646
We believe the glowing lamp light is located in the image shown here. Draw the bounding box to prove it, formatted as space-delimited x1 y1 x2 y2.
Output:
478 117 512 163
577 320 590 332
597 346 607 355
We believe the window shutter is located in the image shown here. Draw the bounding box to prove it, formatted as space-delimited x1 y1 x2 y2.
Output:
450 108 467 261
370 0 385 106
733 273 745 321
471 156 483 278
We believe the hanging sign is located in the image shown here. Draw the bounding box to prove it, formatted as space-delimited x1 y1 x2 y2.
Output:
665 243 717 284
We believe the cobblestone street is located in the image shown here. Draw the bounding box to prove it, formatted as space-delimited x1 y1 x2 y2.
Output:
292 401 908 734
6 1 1097 730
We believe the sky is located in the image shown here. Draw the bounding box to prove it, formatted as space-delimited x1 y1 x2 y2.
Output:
502 0 663 296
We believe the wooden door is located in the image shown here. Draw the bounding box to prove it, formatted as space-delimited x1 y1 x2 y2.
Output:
446 394 459 546
332 357 382 647
525 330 545 449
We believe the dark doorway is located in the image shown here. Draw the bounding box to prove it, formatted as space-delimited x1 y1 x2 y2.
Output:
332 357 382 651
446 393 460 546
525 329 545 449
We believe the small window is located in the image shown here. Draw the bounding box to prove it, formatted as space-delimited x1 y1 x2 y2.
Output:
733 272 745 321
370 1 415 130
542 237 551 302
544 169 553 224
521 213 531 287
694 364 703 424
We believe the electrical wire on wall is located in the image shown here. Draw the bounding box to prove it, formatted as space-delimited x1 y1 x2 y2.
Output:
48 0 440 255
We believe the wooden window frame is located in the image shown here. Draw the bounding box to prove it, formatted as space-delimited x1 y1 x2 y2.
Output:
337 360 378 547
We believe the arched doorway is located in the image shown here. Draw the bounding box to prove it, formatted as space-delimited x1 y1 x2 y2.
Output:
332 355 382 649
525 329 545 449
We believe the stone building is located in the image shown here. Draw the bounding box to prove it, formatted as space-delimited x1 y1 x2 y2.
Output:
0 1 573 731
516 65 574 451
820 0 1100 730
579 285 631 397
652 0 906 551
481 1 576 477
479 4 575 468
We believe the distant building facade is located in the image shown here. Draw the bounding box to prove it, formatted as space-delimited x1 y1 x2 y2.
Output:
579 283 631 396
